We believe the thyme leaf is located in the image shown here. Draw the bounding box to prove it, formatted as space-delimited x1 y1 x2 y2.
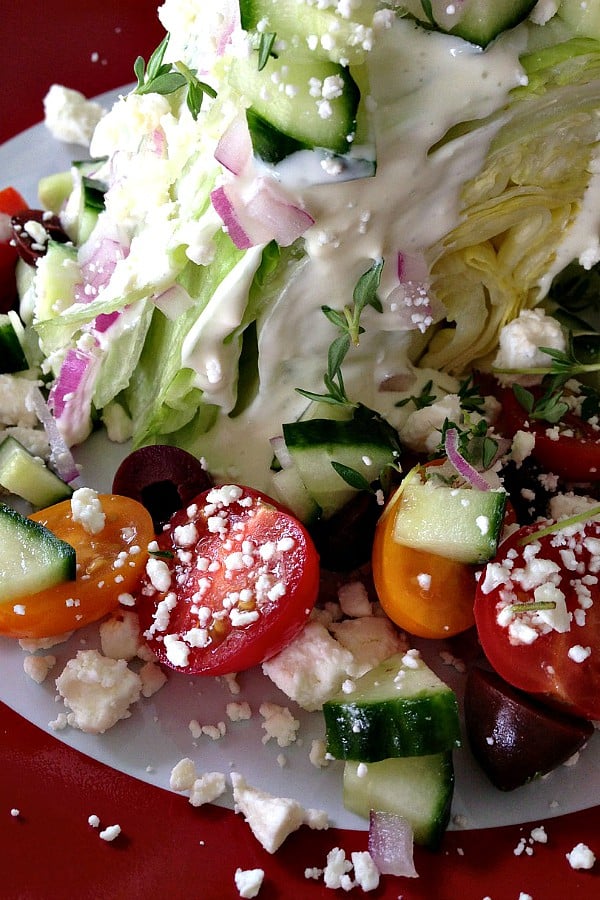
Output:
134 34 216 120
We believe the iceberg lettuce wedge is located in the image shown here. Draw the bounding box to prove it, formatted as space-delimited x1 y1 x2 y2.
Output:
419 37 600 373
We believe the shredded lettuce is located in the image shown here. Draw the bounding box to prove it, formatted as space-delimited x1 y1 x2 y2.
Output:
419 37 600 373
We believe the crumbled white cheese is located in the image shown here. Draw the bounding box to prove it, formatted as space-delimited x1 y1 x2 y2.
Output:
566 842 596 870
98 824 121 842
70 487 106 535
262 620 355 711
23 654 56 684
330 615 407 678
231 772 328 854
259 702 300 747
399 393 462 454
43 84 105 146
170 757 197 792
55 649 142 734
99 610 142 661
234 867 264 899
189 772 227 807
337 581 372 618
139 660 168 697
493 309 566 385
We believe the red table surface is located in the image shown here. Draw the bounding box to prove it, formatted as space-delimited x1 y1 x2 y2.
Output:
0 4 599 898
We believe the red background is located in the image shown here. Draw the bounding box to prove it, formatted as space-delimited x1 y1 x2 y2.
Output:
1 3 599 897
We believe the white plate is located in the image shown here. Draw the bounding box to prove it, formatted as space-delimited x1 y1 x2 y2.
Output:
0 94 598 833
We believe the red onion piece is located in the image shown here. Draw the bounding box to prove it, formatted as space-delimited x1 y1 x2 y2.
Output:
29 386 80 484
215 114 253 175
216 0 240 56
244 177 314 246
445 427 490 491
48 346 99 447
397 250 428 283
211 185 254 249
74 237 128 303
368 810 419 878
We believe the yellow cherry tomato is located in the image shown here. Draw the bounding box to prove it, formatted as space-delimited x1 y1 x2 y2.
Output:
0 494 154 639
372 487 477 639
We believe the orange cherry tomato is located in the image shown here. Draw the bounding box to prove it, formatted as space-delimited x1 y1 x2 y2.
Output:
0 494 154 639
372 489 478 639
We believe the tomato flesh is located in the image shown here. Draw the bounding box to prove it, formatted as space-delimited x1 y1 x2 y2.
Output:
474 519 600 720
496 384 600 482
0 494 154 639
137 485 320 675
0 187 27 312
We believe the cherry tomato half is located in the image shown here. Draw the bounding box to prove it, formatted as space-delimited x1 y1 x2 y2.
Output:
474 518 600 720
137 485 320 676
0 187 27 312
372 486 478 639
496 384 600 482
0 494 154 639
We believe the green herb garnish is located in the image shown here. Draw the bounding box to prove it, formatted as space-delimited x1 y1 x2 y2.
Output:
134 34 217 120
257 32 277 71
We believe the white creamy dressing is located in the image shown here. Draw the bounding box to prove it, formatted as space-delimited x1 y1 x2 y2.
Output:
191 20 528 489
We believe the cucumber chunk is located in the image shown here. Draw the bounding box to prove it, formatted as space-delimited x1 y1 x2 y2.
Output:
343 752 454 849
33 240 79 323
239 0 379 64
558 0 600 39
323 652 461 762
391 471 506 564
271 464 321 525
0 501 76 604
0 436 73 507
402 0 537 47
227 54 360 154
282 414 397 520
0 313 28 373
38 170 73 214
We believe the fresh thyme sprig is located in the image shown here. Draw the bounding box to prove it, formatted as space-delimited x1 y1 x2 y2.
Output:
257 32 277 71
296 258 384 407
493 333 600 380
133 34 217 120
512 379 570 424
395 379 436 410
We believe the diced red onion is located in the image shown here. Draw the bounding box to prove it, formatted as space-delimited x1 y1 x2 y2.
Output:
368 810 419 878
269 435 292 470
211 185 255 250
216 0 240 56
397 250 428 284
29 386 80 484
244 177 314 246
215 114 253 175
75 237 129 303
445 427 490 491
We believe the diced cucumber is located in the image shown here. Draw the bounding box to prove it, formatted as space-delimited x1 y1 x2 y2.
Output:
402 0 537 47
282 414 397 520
246 109 307 165
323 652 461 762
239 0 379 65
0 436 73 507
391 470 506 564
33 240 79 323
227 54 360 154
0 313 28 373
0 501 76 604
343 752 454 849
271 464 321 524
558 0 600 39
38 170 73 214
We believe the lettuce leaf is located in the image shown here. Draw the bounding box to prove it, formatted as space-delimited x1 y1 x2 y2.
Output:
419 37 600 373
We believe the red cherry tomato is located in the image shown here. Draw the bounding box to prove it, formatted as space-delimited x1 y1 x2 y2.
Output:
474 518 600 720
0 187 28 312
496 384 600 482
137 484 320 676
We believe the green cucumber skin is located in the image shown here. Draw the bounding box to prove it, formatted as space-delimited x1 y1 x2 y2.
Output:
324 688 461 762
343 752 455 849
0 315 28 374
0 436 73 508
0 501 76 603
402 0 537 47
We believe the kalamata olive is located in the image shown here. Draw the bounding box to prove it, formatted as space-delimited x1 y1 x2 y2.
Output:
309 490 383 572
464 666 594 791
10 209 70 265
112 445 212 532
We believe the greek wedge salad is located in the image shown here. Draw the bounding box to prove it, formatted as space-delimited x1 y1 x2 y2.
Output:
1 0 600 884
